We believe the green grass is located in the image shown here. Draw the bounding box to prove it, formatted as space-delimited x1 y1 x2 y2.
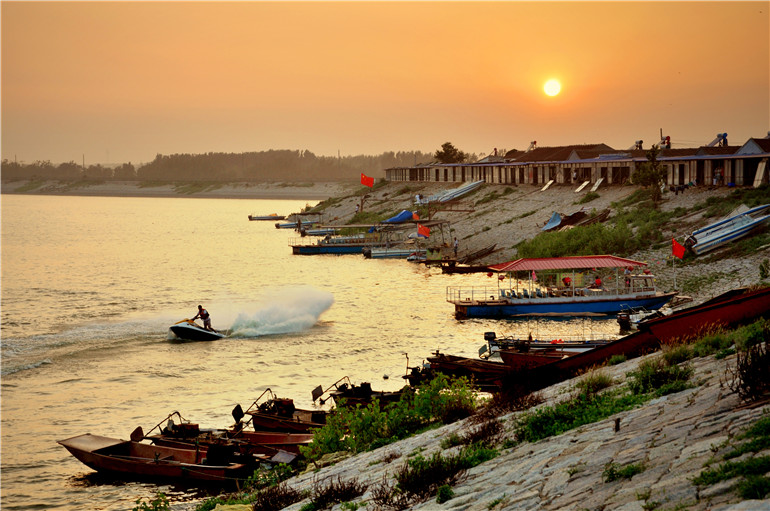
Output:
602 462 645 482
12 180 46 192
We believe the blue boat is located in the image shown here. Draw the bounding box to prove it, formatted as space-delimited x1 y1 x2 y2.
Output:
447 255 677 319
290 233 395 255
684 204 770 255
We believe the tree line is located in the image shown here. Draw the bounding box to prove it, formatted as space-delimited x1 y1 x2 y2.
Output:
0 149 437 183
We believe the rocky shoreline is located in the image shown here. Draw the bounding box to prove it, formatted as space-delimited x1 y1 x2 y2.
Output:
9 179 768 510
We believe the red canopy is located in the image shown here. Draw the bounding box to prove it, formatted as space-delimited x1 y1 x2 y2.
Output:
489 255 647 273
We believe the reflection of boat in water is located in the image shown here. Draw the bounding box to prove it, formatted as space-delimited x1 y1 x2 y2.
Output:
168 319 226 342
448 255 677 319
684 204 770 255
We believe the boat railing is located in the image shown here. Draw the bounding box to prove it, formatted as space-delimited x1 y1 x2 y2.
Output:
447 284 658 303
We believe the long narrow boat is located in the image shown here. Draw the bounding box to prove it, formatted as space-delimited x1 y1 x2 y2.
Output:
58 433 252 485
505 285 770 395
290 233 392 255
447 255 677 319
248 214 285 221
684 204 770 255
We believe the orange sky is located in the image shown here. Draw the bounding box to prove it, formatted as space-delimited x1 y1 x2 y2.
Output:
2 1 768 165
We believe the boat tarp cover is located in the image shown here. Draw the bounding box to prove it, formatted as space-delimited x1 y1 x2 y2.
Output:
542 212 562 231
383 210 416 223
489 255 648 273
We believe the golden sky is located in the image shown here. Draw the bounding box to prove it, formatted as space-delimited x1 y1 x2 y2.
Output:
2 1 768 165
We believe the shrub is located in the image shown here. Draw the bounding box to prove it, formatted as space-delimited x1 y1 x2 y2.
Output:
252 482 306 511
728 342 770 402
436 484 455 503
300 375 478 463
603 462 645 482
627 357 693 396
302 476 366 511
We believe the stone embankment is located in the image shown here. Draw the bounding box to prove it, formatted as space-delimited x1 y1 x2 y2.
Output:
206 350 769 511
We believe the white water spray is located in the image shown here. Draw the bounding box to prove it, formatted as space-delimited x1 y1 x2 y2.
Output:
227 286 334 337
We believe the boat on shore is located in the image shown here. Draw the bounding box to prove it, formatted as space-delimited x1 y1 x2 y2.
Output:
168 319 226 342
503 285 770 395
684 204 770 255
447 255 677 319
479 331 612 358
311 376 407 408
239 389 328 433
57 431 252 485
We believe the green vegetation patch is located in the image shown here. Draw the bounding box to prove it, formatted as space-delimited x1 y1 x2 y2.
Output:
603 462 645 482
13 180 46 192
173 182 224 194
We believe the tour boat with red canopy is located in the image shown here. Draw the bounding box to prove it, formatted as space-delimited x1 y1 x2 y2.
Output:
447 255 677 319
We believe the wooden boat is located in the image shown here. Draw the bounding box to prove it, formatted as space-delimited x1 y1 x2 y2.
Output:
480 331 612 358
637 286 770 343
143 412 308 457
616 306 669 331
58 431 252 485
248 214 285 221
240 389 327 433
503 285 770 396
311 376 407 408
497 349 569 370
457 243 498 264
447 255 677 319
684 204 770 255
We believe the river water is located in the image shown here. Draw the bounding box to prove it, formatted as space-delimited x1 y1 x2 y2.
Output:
0 194 619 510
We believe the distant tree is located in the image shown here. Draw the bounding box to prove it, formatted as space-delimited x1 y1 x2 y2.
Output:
434 142 468 164
631 144 667 204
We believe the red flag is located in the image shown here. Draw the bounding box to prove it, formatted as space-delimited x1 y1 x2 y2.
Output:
361 173 374 187
417 224 430 238
412 212 420 220
672 238 685 259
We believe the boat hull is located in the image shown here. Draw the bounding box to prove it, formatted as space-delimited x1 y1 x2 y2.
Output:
454 292 677 318
168 323 225 342
58 434 249 485
292 244 369 255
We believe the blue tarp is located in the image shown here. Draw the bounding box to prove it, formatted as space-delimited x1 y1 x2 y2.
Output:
542 212 562 231
383 210 415 223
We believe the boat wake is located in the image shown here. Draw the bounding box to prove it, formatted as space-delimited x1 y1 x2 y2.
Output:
227 286 334 337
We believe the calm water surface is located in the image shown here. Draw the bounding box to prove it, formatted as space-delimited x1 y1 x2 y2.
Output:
1 194 619 510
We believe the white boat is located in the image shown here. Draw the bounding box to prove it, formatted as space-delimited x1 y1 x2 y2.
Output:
684 204 770 255
168 319 226 341
364 246 427 259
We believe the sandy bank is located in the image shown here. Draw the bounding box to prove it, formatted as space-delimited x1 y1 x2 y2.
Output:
0 180 356 200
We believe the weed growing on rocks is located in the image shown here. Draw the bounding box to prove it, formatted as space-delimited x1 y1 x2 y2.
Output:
300 476 366 511
602 461 645 482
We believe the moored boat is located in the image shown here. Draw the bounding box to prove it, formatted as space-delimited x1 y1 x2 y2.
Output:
684 204 770 255
447 255 677 319
249 213 285 221
311 376 407 408
240 389 328 433
57 431 252 485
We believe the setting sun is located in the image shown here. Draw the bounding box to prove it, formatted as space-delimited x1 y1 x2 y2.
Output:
544 79 561 96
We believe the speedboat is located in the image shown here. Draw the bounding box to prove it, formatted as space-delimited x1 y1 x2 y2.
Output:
168 319 226 342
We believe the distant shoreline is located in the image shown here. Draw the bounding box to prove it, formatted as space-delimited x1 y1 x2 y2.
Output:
0 180 355 200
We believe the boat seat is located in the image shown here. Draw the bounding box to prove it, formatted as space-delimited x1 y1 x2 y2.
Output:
522 289 529 298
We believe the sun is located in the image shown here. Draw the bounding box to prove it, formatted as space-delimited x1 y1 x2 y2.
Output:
544 79 561 97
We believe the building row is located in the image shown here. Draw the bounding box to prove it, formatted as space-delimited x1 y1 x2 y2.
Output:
384 133 770 189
